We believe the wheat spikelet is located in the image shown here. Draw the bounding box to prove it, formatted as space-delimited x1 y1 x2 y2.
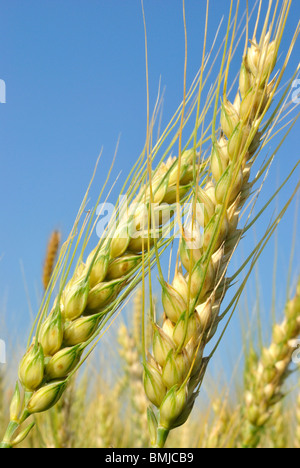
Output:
42 231 61 291
242 279 300 448
31 379 78 448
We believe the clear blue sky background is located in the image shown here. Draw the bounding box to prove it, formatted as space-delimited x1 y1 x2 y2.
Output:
0 1 299 381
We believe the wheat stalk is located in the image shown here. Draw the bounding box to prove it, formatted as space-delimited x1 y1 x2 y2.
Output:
142 1 299 448
242 279 300 448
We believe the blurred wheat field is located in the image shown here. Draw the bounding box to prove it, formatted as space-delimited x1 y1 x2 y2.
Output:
0 276 299 449
0 0 299 449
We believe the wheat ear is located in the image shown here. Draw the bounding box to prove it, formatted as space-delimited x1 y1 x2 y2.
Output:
0 148 198 448
142 18 290 447
242 279 300 448
42 231 61 291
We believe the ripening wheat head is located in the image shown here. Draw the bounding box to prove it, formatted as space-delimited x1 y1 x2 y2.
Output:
142 1 299 448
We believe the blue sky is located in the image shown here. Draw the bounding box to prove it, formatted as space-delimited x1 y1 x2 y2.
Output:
0 0 299 376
